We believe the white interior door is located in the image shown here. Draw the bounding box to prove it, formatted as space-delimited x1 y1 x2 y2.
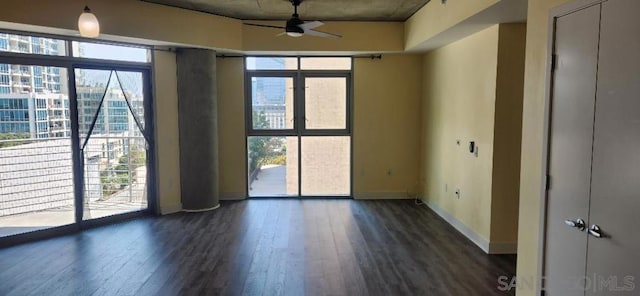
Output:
544 4 601 295
586 0 640 294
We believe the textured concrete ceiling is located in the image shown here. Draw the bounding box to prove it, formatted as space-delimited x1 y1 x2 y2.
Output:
142 0 431 21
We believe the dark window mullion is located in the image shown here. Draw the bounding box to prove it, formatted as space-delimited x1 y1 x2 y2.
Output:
300 129 350 137
296 71 303 197
247 129 298 137
67 65 84 224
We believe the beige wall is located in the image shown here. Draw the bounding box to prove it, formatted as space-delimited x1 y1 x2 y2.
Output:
152 50 182 214
420 26 499 241
353 55 423 199
491 23 526 243
217 58 246 200
405 0 498 50
517 0 573 295
419 23 525 251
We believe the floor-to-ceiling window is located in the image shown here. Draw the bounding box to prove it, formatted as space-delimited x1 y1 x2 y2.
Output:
74 66 151 220
0 31 155 238
246 57 352 197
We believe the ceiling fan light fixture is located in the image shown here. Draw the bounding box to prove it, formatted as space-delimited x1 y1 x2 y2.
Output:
243 0 341 39
286 24 304 37
78 6 100 38
286 31 303 37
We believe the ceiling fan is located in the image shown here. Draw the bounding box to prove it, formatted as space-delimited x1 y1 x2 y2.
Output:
244 0 342 39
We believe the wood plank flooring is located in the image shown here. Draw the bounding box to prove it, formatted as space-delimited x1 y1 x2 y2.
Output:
0 199 516 296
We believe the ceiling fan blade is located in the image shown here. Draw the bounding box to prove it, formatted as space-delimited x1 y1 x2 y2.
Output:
299 21 324 30
276 32 287 37
244 23 286 29
304 29 342 39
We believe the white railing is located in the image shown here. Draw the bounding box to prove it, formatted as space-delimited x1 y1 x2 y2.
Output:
0 138 74 216
0 136 147 217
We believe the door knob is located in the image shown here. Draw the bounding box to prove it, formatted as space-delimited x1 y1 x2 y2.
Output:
564 218 586 231
588 224 604 238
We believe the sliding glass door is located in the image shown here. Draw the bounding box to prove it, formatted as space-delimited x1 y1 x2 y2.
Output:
246 57 352 198
74 68 151 220
0 31 155 239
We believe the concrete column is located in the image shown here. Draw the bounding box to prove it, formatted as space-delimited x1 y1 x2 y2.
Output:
176 48 219 211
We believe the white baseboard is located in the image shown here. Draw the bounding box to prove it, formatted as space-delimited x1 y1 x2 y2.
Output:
160 202 182 215
182 203 221 212
354 192 412 200
422 198 490 253
422 199 517 254
220 192 246 200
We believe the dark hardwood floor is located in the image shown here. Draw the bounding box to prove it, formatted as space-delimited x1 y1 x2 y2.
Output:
0 199 516 296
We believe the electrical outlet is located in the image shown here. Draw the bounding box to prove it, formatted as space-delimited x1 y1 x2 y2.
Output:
455 188 460 199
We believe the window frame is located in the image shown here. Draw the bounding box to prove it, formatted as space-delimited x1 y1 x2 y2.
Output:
244 71 298 137
244 56 354 199
244 56 353 137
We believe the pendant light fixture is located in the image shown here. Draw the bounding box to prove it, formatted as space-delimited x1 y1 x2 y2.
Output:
78 5 100 38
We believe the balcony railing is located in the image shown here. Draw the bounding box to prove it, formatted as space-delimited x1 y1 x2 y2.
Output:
0 138 74 216
0 136 148 220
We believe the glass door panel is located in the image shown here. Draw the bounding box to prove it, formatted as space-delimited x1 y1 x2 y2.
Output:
248 136 298 197
301 136 350 196
250 76 295 130
304 77 347 130
0 64 75 237
75 68 148 220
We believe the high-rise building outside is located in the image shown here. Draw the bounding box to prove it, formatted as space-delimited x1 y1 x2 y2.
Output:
0 93 70 138
0 33 71 139
76 83 142 137
251 58 293 129
0 34 142 139
251 58 286 105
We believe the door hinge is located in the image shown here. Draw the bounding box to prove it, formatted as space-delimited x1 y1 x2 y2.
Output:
551 54 558 71
541 290 546 296
545 174 551 191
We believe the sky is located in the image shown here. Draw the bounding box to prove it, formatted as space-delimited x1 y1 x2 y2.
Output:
77 42 149 63
76 42 148 96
